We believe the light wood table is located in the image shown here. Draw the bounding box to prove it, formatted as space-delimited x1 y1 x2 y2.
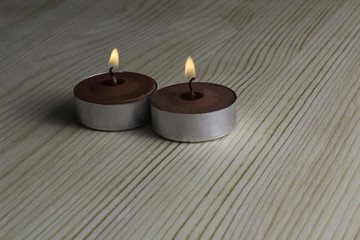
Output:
2 0 360 239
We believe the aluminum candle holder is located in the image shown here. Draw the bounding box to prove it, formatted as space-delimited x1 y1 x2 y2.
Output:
151 101 236 142
75 96 152 131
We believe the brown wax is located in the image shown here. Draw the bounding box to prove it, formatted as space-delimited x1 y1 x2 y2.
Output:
74 72 157 104
151 82 236 114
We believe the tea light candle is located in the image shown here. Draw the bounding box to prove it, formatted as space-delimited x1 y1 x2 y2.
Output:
151 57 236 142
74 49 157 131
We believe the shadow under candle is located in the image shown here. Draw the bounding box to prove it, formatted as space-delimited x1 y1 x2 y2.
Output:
47 97 82 129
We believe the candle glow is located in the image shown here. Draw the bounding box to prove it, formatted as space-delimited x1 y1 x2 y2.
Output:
185 56 196 80
108 48 119 71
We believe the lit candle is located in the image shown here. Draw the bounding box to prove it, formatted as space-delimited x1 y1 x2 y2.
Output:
74 48 157 131
151 56 237 142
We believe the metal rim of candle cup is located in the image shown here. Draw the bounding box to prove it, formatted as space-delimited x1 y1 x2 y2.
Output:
150 96 237 142
74 73 157 131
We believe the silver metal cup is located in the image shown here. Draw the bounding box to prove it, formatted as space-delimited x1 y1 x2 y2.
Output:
75 96 152 131
151 100 236 142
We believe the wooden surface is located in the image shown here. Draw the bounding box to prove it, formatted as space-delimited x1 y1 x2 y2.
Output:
1 0 360 239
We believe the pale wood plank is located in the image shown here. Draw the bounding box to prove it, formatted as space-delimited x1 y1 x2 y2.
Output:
1 0 360 239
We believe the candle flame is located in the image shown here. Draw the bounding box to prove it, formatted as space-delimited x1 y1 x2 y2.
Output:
108 48 119 70
185 56 196 80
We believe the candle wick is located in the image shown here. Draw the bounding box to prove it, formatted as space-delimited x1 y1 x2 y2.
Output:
188 77 195 97
109 67 118 85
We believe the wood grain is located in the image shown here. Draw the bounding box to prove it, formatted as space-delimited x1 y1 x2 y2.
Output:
1 0 360 239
